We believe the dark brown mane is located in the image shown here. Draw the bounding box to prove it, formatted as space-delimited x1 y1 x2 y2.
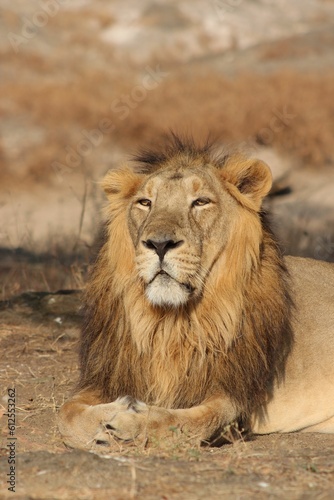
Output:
133 133 230 173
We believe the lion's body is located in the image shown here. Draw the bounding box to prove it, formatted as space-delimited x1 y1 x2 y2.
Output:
58 137 334 451
253 256 334 434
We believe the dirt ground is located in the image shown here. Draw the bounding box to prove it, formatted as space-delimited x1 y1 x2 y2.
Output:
0 291 334 499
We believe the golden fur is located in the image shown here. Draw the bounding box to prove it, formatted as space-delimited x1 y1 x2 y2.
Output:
58 136 334 451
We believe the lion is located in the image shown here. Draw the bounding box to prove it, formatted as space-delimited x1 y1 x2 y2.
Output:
58 135 334 451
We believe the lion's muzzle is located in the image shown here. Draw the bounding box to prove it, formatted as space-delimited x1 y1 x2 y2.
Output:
138 237 196 307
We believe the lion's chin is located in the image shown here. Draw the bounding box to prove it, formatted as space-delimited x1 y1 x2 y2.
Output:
145 274 191 307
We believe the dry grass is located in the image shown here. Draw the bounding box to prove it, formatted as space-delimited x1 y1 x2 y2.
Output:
118 69 334 165
2 54 334 187
0 248 89 300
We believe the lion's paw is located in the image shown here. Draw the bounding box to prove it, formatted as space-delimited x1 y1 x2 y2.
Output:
92 396 149 447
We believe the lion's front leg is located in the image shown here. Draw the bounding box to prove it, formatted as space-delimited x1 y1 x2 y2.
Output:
104 395 238 444
58 391 238 451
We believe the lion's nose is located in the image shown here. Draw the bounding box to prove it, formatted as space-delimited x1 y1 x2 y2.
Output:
142 239 184 262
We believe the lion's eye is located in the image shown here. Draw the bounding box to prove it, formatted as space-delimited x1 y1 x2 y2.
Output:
137 198 152 208
192 198 211 207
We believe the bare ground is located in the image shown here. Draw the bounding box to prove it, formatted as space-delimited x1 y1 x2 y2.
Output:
0 292 334 499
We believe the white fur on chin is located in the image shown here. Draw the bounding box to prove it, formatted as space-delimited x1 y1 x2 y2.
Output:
146 275 189 307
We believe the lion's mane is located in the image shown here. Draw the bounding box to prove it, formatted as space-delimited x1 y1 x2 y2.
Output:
77 136 293 425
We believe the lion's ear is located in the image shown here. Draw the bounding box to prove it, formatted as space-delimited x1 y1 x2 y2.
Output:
102 166 144 199
221 156 272 210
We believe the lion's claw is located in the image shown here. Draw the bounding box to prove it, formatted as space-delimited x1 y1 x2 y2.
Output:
115 396 148 413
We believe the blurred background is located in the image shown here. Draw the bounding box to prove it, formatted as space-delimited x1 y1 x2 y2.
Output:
1 0 334 299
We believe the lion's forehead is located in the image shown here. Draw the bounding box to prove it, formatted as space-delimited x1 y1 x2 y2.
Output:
139 168 217 200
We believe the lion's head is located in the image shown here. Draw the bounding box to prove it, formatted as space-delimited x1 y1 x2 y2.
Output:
79 136 292 417
102 138 272 308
